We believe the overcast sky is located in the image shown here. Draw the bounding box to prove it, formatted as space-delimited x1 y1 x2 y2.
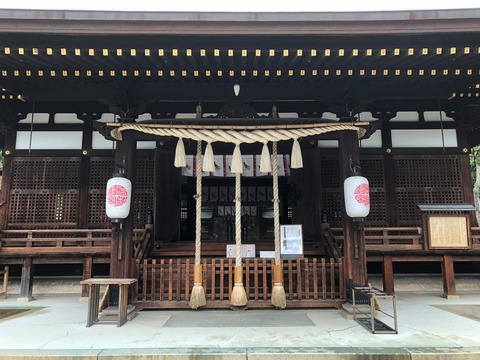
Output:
2 0 480 12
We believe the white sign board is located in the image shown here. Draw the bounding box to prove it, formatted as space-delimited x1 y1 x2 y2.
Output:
280 224 303 258
226 244 256 258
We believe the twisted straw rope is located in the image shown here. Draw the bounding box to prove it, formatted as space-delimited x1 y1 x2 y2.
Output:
195 141 202 265
272 142 281 265
110 123 366 143
235 173 242 268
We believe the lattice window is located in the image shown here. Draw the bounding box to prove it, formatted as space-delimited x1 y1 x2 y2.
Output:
361 156 385 188
361 156 387 225
89 157 115 190
132 158 154 226
368 191 387 225
320 157 342 226
395 155 461 188
321 158 340 187
394 155 464 226
321 189 343 227
87 157 154 227
8 157 80 228
12 157 79 189
396 189 464 225
320 156 387 226
88 158 115 227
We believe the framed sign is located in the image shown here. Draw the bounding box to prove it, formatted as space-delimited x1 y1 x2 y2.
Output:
427 214 470 250
280 224 303 258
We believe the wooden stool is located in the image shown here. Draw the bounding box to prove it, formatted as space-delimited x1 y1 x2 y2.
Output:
80 278 137 327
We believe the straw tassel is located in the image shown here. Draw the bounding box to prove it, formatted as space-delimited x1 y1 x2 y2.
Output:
190 264 206 309
231 144 243 174
203 142 215 172
271 264 286 309
174 138 187 168
259 143 272 173
291 138 303 169
230 172 248 307
230 266 248 307
110 128 122 141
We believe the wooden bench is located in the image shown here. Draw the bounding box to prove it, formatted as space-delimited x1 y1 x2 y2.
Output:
80 278 137 327
0 266 8 299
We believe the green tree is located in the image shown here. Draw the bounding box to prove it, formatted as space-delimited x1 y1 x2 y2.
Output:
471 146 480 187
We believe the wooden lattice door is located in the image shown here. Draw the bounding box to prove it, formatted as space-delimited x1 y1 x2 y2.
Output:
8 157 80 229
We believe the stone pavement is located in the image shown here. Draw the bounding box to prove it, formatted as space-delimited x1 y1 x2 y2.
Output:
0 279 480 359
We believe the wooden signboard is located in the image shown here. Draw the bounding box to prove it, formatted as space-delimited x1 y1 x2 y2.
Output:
427 214 470 250
280 224 303 258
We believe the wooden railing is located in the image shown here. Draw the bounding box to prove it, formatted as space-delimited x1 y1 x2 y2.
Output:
330 227 425 251
365 227 424 251
135 257 345 309
0 229 112 256
0 228 144 257
322 224 342 260
134 225 153 264
469 227 480 249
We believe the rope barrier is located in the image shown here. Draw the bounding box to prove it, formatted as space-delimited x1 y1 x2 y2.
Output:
109 123 366 143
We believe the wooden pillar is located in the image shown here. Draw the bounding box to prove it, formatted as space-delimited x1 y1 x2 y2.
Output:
18 258 34 302
290 147 323 241
82 256 93 297
110 130 136 279
380 113 398 227
384 155 398 227
382 255 394 294
154 148 181 242
441 255 457 298
0 130 16 230
78 117 93 297
339 131 368 298
77 118 93 229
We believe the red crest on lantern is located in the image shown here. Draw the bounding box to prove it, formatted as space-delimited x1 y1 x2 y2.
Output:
344 175 370 218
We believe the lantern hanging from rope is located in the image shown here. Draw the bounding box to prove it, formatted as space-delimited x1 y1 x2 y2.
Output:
105 173 132 222
344 165 370 219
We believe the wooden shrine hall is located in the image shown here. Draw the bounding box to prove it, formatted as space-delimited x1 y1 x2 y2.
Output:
0 8 480 309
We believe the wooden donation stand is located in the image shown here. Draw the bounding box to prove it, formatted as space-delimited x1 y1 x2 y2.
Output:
80 278 137 327
352 286 398 334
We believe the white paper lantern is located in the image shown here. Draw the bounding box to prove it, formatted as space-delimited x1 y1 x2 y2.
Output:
105 174 132 221
344 175 370 218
